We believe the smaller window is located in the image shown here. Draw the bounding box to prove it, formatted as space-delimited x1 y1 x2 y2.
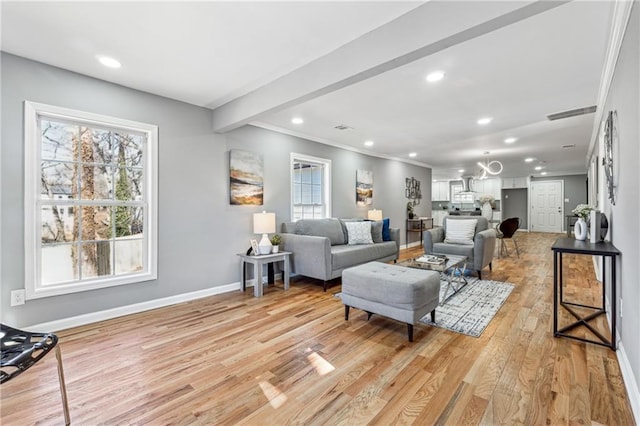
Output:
290 153 331 221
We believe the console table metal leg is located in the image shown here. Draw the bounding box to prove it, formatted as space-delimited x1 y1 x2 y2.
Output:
553 251 558 335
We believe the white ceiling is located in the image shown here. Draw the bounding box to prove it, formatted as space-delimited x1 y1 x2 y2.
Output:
1 1 614 180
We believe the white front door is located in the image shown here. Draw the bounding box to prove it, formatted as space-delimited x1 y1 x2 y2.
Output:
530 181 563 233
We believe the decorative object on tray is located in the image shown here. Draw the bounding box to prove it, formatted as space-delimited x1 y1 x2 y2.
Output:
270 234 281 253
416 254 448 265
572 204 592 241
477 194 495 222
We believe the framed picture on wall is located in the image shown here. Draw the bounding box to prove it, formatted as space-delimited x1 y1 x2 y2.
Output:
356 169 373 206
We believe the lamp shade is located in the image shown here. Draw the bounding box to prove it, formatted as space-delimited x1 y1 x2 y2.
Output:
253 212 276 234
368 209 383 221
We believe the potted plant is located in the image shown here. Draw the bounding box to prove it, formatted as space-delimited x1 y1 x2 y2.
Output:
406 202 415 219
270 234 282 253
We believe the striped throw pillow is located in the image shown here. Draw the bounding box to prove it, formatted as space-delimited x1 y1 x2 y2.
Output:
444 219 477 245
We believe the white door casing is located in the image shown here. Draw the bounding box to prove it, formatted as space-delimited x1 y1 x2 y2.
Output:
530 181 563 233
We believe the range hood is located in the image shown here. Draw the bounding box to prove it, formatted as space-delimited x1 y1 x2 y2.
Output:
458 176 475 193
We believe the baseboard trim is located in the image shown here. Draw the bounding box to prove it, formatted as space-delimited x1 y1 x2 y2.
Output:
617 341 640 423
403 241 423 249
27 272 285 332
28 282 242 332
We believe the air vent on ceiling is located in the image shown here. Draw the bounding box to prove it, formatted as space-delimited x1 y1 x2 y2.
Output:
562 144 576 149
334 124 353 131
546 105 597 121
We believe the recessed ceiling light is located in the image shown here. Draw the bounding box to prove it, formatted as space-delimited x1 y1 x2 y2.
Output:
425 71 445 82
524 157 534 163
534 166 543 171
477 117 493 125
458 169 465 173
541 171 548 175
409 152 417 158
97 55 121 68
504 137 517 144
364 140 374 147
291 117 304 125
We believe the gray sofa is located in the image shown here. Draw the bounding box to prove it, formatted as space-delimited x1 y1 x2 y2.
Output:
281 218 400 291
423 216 496 279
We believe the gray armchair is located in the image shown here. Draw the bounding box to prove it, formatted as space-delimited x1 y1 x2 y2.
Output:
423 216 496 279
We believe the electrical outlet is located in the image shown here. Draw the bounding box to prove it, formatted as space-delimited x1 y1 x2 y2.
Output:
620 299 623 318
11 289 26 306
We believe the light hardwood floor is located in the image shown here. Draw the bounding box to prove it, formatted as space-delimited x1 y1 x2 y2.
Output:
1 232 635 425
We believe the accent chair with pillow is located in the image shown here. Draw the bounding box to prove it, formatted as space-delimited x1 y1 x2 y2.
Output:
280 218 400 291
423 216 496 279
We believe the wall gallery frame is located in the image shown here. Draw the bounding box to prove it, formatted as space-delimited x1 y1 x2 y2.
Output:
356 170 373 206
229 149 264 205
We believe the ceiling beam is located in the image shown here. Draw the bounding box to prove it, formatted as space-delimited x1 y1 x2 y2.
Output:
212 1 569 133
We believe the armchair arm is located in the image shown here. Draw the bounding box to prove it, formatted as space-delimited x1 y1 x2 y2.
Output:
389 227 400 258
473 228 497 270
280 233 332 281
424 227 445 254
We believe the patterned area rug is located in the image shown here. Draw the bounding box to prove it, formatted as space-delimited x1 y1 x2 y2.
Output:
420 277 514 337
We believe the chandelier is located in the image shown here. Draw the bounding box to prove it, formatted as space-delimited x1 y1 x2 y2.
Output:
476 152 503 179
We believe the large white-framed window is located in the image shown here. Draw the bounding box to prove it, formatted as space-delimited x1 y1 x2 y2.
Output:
290 153 331 221
24 101 158 300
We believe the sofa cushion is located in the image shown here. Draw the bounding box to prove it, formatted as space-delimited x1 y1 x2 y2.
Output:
295 218 345 245
433 242 474 260
382 218 391 241
345 221 373 245
444 219 477 245
370 220 383 243
331 242 397 270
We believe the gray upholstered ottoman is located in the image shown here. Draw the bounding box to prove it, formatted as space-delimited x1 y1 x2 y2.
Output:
341 262 440 342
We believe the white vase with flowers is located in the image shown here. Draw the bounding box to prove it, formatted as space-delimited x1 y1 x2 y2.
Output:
478 194 495 222
571 204 593 241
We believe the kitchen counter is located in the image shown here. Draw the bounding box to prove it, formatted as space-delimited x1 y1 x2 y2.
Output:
448 210 481 216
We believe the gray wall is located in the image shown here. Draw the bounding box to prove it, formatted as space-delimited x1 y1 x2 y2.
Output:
594 3 639 402
531 174 587 231
501 188 528 229
1 53 430 327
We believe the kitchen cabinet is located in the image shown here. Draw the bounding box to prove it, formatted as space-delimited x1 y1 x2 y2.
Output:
432 210 449 227
431 181 450 201
473 178 501 200
501 177 529 189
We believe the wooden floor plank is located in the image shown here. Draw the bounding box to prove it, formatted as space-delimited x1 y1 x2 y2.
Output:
0 232 635 425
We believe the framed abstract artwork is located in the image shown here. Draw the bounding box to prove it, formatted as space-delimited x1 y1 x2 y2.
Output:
356 170 373 206
229 149 264 205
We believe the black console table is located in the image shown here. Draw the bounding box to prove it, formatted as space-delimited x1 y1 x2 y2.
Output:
551 237 620 350
406 218 433 249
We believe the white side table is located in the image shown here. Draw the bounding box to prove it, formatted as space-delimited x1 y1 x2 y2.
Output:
237 251 291 297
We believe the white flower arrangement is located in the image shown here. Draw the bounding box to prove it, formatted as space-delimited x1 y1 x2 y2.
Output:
477 194 495 204
572 204 593 220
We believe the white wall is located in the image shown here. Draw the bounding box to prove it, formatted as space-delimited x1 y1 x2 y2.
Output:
1 53 431 327
588 3 640 416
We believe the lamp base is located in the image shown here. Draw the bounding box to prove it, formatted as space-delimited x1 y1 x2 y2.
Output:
258 234 272 255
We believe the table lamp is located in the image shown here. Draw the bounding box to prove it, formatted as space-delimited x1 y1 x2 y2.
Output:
253 211 276 254
368 209 383 221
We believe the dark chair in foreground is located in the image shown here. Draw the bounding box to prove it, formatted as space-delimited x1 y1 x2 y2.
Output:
496 217 520 258
1 324 70 425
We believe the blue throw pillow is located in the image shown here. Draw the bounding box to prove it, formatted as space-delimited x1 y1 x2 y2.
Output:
382 217 391 241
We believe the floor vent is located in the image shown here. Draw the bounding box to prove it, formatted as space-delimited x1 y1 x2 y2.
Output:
547 105 597 121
